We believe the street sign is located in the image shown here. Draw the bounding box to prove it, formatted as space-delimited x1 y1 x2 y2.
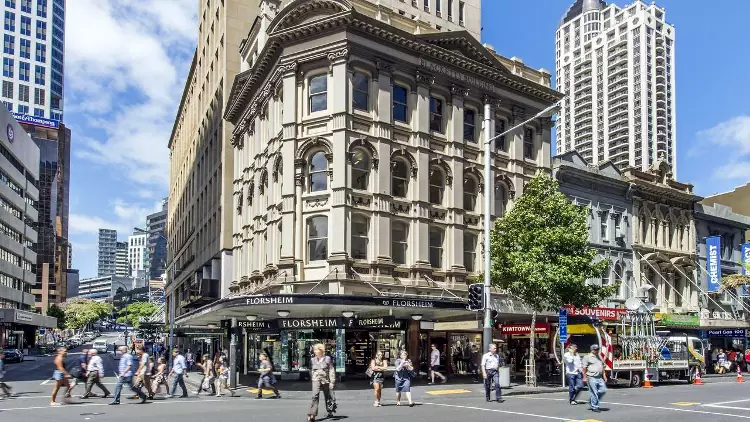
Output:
559 309 568 343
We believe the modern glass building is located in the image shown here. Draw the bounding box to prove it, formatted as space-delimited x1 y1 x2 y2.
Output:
1 0 64 122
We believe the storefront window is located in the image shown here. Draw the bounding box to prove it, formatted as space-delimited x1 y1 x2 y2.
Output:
285 329 337 372
344 329 406 374
246 334 282 371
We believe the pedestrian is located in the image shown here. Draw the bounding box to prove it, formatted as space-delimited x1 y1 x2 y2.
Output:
167 348 188 398
215 356 234 397
0 351 13 399
307 343 336 422
368 350 387 407
256 352 279 399
428 344 447 384
82 349 110 399
481 343 503 403
67 348 89 398
195 354 216 395
110 346 147 405
563 344 583 405
582 344 607 413
152 357 169 396
133 346 155 399
185 349 194 373
50 346 72 406
394 350 415 407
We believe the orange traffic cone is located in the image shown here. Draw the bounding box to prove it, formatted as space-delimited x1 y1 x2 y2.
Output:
738 367 745 383
642 370 654 388
694 368 704 385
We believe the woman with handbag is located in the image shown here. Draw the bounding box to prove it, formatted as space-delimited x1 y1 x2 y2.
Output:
307 343 336 422
256 353 280 399
151 357 169 397
394 350 415 407
195 354 216 395
368 351 388 407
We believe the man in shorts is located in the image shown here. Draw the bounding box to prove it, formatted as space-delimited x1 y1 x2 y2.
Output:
51 347 71 406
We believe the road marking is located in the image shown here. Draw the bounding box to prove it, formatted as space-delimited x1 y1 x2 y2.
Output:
703 405 750 411
423 402 579 421
246 388 277 395
40 378 52 385
0 396 278 412
704 398 750 406
425 389 472 395
671 402 701 406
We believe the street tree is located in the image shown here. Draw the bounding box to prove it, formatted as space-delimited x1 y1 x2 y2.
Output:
47 304 66 329
63 299 112 330
489 172 618 386
721 263 750 291
117 301 158 329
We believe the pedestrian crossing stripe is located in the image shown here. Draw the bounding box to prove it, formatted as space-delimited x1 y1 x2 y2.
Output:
671 402 701 406
246 388 278 395
424 389 472 395
566 420 603 422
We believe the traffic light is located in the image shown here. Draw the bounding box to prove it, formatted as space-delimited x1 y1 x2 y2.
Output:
468 283 485 311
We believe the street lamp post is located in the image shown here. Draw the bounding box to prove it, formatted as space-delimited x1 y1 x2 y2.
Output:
481 99 563 354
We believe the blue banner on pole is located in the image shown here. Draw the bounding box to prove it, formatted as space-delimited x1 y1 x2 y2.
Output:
706 236 722 293
559 309 568 343
742 243 750 297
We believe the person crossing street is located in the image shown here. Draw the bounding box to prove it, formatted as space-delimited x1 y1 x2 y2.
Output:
582 344 608 413
82 349 110 399
110 346 147 405
481 343 504 403
167 348 188 398
563 344 583 405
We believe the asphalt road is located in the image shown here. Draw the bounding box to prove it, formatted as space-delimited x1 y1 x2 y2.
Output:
3 340 750 422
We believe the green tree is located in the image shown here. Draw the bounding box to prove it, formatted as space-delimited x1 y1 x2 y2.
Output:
63 299 112 330
722 263 750 291
489 172 617 386
117 301 158 329
47 304 66 329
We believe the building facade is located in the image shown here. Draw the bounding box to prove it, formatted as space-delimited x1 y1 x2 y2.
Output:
1 0 65 121
97 228 116 277
78 275 131 302
171 0 560 375
627 159 700 313
555 0 676 174
553 151 633 305
115 241 128 277
64 267 77 299
166 0 261 320
27 121 69 311
694 203 750 335
128 228 147 278
146 198 167 280
702 183 750 241
0 107 52 347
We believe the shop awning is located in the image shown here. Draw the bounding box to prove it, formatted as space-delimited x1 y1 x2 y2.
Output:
0 309 57 329
174 293 472 327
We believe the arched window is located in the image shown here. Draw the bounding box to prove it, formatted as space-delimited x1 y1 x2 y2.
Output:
392 159 409 198
352 71 369 111
351 215 369 260
640 214 648 244
463 176 478 212
429 227 444 269
463 233 477 272
351 149 371 190
307 216 328 262
613 263 623 284
602 263 611 285
495 184 508 217
429 168 445 205
392 221 408 265
309 151 328 192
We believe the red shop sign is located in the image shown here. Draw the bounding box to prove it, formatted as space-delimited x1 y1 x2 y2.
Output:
497 323 551 335
565 306 625 321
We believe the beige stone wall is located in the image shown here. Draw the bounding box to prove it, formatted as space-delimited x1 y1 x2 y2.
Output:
703 183 750 240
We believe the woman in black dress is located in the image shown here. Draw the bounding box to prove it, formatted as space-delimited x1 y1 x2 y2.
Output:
369 351 388 407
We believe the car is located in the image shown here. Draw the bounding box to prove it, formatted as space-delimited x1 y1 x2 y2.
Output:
2 348 24 363
92 340 108 354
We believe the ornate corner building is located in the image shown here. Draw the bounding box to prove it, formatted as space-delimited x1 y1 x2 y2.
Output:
221 0 561 300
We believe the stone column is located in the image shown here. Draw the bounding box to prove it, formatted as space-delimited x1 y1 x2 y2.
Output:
278 62 299 281
414 73 434 269
374 61 394 271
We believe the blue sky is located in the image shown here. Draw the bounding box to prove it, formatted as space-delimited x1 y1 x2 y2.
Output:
63 0 749 279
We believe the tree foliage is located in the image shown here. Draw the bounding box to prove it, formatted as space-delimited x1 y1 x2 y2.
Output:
721 263 750 291
117 301 158 329
490 173 618 310
47 304 66 329
62 299 112 330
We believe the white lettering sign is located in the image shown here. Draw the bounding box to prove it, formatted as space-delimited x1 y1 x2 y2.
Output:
708 245 719 285
245 296 294 305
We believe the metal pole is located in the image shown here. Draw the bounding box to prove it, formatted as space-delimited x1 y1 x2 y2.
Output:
482 101 493 354
230 317 238 389
169 283 175 368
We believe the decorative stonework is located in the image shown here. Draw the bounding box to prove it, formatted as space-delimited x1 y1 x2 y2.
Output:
391 202 411 214
327 47 349 62
294 158 306 169
295 173 305 187
349 194 372 207
273 155 283 182
306 197 329 208
295 137 333 160
391 149 418 179
451 84 470 97
348 138 379 169
375 60 394 77
415 70 435 86
496 173 516 199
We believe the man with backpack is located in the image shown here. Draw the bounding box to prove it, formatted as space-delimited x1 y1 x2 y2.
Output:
481 343 504 402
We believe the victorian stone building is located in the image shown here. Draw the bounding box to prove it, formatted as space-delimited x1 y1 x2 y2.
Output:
222 0 560 298
627 158 702 313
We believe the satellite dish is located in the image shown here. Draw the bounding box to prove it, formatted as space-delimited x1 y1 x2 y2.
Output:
644 302 655 312
638 283 655 292
625 297 642 311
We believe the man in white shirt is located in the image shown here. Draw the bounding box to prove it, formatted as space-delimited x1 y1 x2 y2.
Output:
563 344 583 405
481 343 503 402
83 350 110 399
428 344 447 384
133 346 154 399
168 348 188 398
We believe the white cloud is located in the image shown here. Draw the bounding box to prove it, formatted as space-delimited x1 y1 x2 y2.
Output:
699 115 750 182
66 0 197 187
69 199 162 236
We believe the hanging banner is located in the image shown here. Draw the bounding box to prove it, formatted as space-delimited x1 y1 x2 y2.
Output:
706 236 722 293
742 243 750 297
